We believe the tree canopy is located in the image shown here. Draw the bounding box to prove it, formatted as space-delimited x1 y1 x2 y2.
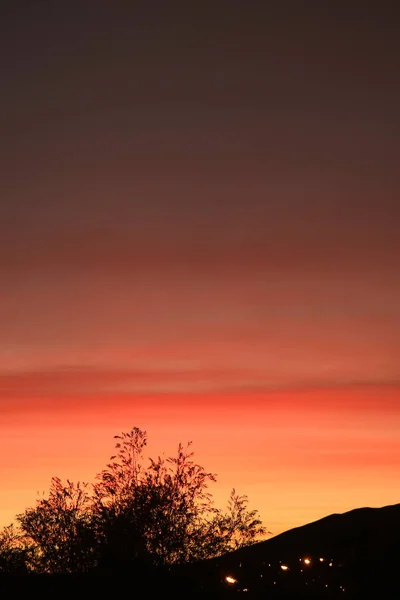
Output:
0 426 266 574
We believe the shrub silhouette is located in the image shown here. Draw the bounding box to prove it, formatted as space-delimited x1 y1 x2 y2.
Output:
6 426 266 574
17 478 97 573
0 524 31 574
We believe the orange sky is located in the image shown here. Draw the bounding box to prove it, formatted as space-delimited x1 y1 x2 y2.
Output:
1 381 399 535
1 4 399 537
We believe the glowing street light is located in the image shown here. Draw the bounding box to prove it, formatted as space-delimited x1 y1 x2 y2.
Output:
280 564 289 571
225 576 237 584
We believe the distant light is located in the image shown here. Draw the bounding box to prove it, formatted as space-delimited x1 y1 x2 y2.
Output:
225 576 237 584
319 557 324 562
242 589 249 592
280 565 289 571
304 558 311 565
329 562 333 567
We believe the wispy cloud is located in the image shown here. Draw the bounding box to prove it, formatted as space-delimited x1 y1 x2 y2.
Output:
0 364 399 400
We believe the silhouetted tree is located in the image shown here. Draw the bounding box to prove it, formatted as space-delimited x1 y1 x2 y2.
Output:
0 524 31 574
17 478 96 573
12 426 266 574
93 427 266 567
92 428 217 566
211 488 268 552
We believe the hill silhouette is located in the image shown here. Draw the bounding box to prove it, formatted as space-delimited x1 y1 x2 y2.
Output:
219 501 400 563
197 502 400 597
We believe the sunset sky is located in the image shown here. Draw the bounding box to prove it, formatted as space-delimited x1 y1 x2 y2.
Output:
1 3 399 536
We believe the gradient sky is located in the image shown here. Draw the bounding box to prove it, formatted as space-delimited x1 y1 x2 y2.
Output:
1 3 399 535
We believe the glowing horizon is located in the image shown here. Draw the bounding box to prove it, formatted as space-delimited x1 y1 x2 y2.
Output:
1 383 399 536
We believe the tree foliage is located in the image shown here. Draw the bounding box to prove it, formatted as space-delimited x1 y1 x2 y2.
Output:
0 524 30 574
17 478 96 573
9 426 266 574
93 428 222 566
